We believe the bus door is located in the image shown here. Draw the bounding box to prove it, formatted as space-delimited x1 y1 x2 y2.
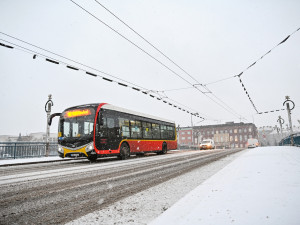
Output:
95 109 122 150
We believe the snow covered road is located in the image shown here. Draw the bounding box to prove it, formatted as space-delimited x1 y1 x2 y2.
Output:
0 149 242 224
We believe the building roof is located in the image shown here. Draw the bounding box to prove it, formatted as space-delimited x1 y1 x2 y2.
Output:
181 122 256 130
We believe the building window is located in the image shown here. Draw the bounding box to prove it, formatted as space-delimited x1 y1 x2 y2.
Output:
182 137 186 140
182 132 185 135
187 131 191 135
244 128 247 133
244 135 248 141
249 127 252 132
188 137 191 140
230 129 232 133
215 130 218 134
234 129 237 134
240 135 243 141
230 136 233 142
235 135 238 142
239 129 242 133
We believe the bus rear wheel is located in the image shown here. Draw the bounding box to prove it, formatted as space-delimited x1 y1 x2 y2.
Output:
158 143 167 155
119 143 130 160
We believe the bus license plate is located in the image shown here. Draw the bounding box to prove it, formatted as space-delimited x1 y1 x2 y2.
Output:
71 153 80 157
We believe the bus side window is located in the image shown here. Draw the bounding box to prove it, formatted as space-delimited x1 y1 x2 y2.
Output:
167 126 175 140
119 118 130 138
161 125 168 140
130 120 142 139
143 122 152 139
152 123 160 139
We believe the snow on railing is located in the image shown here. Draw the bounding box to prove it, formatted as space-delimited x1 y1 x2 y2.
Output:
0 142 58 159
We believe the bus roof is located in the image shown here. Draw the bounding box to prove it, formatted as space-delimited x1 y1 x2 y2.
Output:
102 104 175 125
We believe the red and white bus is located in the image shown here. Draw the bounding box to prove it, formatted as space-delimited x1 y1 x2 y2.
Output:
54 103 177 161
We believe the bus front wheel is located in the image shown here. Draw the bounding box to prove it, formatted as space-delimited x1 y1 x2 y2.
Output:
119 143 130 160
88 154 97 162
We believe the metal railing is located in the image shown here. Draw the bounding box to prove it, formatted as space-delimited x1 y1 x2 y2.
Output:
0 142 58 159
279 133 300 147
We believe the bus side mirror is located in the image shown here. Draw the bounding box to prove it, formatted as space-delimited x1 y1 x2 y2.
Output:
48 113 61 126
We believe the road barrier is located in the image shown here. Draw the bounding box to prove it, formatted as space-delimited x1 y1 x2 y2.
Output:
0 142 58 159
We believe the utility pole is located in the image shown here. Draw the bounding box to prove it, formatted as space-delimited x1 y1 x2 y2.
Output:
283 96 295 145
191 113 199 147
45 94 53 156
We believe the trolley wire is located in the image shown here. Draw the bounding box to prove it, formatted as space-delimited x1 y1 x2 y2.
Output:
69 0 193 86
70 0 244 120
93 0 198 86
203 27 300 86
0 37 206 120
93 0 244 119
0 31 144 91
161 26 300 114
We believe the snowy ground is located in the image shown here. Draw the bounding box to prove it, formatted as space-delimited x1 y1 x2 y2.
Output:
150 146 300 225
66 150 245 225
3 147 299 225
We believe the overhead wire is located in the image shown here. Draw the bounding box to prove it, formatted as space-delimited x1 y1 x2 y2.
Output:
203 27 300 87
70 0 244 120
93 0 244 118
0 37 206 120
160 26 300 114
0 31 144 90
69 0 193 86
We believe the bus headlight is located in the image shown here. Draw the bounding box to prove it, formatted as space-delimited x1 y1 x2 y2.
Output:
58 145 64 153
85 142 94 152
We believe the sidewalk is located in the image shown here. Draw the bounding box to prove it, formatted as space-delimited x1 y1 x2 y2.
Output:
0 156 77 166
149 146 300 225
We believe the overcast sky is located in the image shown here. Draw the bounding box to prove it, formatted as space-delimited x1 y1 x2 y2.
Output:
0 0 299 136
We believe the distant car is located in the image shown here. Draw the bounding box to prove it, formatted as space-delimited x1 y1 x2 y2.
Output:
199 139 215 150
247 138 259 148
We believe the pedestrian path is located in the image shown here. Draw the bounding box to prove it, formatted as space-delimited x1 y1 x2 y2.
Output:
149 146 300 225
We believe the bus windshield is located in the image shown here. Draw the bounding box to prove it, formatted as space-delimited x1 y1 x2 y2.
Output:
59 108 96 139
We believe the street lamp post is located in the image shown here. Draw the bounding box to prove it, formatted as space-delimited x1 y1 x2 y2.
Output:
283 96 295 145
277 116 284 139
45 94 53 156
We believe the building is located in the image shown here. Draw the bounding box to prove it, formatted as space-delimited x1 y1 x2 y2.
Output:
178 128 193 146
178 122 258 149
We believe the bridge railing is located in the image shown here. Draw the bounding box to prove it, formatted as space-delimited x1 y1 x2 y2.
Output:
279 133 300 147
0 142 58 159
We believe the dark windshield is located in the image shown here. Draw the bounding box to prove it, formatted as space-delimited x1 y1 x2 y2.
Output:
58 108 96 144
